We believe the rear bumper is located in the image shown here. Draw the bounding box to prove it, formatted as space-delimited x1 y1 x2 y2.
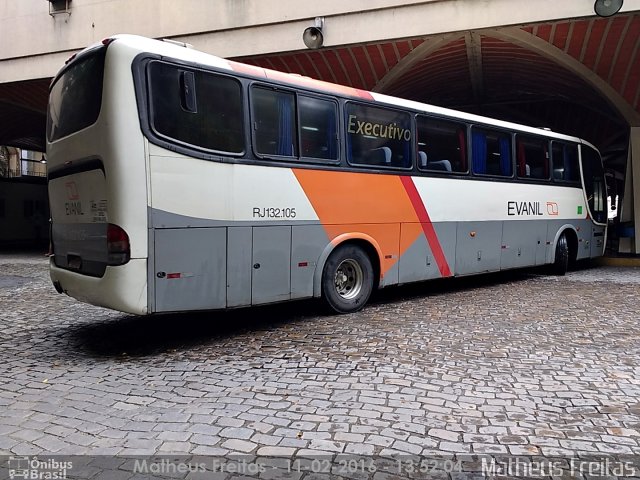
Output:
50 258 148 315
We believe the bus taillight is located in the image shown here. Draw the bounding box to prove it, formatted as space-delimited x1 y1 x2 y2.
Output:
107 223 130 265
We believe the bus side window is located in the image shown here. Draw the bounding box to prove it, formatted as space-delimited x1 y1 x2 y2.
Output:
345 102 412 169
472 128 512 177
148 62 244 154
251 86 297 158
552 142 579 182
298 96 338 161
516 135 549 180
416 115 468 173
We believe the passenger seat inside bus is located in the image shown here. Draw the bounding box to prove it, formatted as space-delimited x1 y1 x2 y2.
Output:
418 151 452 172
429 160 452 172
418 151 428 168
370 146 392 165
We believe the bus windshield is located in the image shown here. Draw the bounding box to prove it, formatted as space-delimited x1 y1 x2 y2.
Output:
581 145 607 225
47 47 106 142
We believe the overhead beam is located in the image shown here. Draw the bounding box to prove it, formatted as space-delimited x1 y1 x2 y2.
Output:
373 32 462 93
490 27 640 127
465 31 484 108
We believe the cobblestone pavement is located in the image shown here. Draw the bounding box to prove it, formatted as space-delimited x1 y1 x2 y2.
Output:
1 253 640 478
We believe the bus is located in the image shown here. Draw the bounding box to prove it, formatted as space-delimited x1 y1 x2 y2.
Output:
46 34 607 315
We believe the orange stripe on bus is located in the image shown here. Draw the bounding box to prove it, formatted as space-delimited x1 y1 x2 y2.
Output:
293 169 420 276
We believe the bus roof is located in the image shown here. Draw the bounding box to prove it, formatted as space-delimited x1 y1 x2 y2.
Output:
96 34 587 146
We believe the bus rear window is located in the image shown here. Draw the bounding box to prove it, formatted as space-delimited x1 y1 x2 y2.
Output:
47 48 106 142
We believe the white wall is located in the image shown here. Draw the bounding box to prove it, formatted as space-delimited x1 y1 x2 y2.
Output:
2 0 640 83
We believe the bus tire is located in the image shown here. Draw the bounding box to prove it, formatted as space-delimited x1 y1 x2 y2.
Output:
552 232 569 276
321 244 374 314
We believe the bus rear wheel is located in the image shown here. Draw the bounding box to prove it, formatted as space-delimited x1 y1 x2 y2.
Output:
322 244 374 314
552 232 569 276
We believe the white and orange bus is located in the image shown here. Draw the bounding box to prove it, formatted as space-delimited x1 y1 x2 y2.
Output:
46 35 607 315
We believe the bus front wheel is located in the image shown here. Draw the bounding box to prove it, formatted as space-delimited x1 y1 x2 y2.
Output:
552 233 569 275
322 244 374 314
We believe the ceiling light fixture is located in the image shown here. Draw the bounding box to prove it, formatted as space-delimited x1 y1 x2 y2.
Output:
594 0 624 17
303 17 324 49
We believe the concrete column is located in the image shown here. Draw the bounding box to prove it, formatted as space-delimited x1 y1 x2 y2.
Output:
619 127 640 254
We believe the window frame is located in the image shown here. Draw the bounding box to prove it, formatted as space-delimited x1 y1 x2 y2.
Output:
296 93 341 165
515 134 551 181
415 114 469 175
146 60 246 157
470 125 515 179
249 84 299 161
344 100 414 171
135 53 592 187
550 140 582 186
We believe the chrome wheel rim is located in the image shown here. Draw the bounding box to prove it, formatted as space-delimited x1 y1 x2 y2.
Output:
334 259 363 299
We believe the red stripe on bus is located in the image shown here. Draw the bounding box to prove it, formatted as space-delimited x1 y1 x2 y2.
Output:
399 176 452 278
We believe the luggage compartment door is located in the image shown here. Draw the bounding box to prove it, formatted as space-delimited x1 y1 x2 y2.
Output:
252 226 291 304
154 228 227 312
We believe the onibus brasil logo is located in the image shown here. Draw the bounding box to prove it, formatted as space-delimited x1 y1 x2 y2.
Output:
7 457 72 479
